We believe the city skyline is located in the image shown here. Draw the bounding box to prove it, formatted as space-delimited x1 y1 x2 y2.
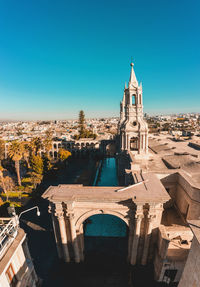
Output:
0 0 200 120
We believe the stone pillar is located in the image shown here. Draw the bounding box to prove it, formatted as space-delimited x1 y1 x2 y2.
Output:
146 134 148 153
128 226 134 262
141 135 144 150
127 134 130 151
56 210 70 263
141 215 153 265
78 224 84 261
144 134 146 152
68 213 81 263
130 215 143 265
139 134 142 154
51 213 63 259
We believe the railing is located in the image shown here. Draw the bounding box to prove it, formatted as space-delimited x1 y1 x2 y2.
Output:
0 217 18 259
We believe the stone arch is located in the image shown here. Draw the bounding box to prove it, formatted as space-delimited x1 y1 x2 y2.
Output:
130 136 138 151
75 209 129 231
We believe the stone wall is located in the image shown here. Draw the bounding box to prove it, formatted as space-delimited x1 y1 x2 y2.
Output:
161 172 200 220
178 236 200 287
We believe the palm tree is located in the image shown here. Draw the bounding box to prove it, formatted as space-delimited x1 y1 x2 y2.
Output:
0 165 7 195
29 138 37 155
43 131 53 157
23 142 31 169
0 139 5 165
8 141 24 186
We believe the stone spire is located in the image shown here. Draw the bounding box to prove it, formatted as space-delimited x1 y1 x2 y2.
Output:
129 63 138 87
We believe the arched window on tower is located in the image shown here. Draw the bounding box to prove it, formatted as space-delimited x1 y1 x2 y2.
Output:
132 95 136 105
130 137 138 151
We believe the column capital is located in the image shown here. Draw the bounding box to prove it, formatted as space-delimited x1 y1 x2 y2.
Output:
48 204 53 214
66 212 75 220
55 211 64 219
147 214 156 222
135 213 143 221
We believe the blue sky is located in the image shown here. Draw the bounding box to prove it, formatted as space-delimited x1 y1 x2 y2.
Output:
0 0 199 120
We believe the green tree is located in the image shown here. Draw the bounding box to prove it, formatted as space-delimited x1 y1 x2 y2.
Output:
0 171 15 201
0 165 7 195
29 137 43 155
58 148 71 161
43 130 53 156
30 154 44 175
0 139 5 164
8 141 25 186
79 110 85 136
42 154 52 174
23 142 31 169
27 172 43 189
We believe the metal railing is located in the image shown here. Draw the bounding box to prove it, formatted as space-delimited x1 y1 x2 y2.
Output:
0 217 18 259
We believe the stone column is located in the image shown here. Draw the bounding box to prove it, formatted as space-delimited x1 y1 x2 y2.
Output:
130 215 143 265
128 226 134 262
145 134 148 153
122 134 124 150
144 134 146 152
139 134 142 154
141 135 144 150
51 213 63 259
143 134 145 151
127 134 130 151
77 224 84 261
126 134 128 150
141 215 153 265
68 213 81 263
56 211 70 263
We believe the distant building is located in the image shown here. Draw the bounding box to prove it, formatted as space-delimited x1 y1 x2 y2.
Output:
0 217 38 287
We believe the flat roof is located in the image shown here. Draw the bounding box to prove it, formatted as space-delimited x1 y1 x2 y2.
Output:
42 173 170 204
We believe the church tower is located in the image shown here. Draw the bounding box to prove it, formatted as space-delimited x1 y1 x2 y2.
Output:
119 63 148 156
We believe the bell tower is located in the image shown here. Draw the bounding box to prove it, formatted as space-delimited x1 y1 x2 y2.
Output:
119 63 148 156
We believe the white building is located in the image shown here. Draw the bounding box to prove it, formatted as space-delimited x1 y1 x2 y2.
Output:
0 217 38 287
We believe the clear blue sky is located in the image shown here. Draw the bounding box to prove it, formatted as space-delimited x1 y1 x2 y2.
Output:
0 0 199 120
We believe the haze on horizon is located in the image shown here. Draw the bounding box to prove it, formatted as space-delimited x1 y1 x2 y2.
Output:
0 0 199 121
